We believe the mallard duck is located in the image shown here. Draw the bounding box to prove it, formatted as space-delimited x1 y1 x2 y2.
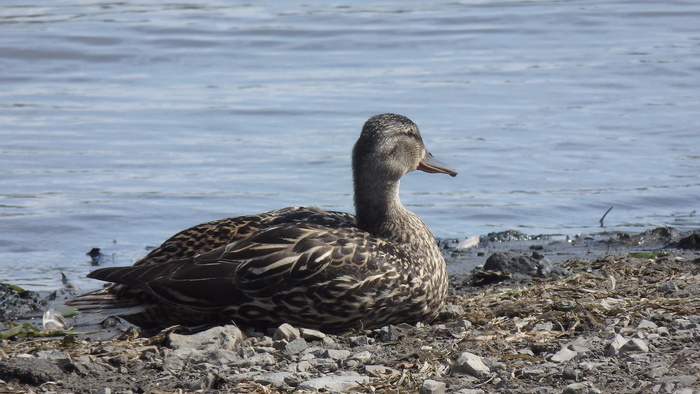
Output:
69 113 457 333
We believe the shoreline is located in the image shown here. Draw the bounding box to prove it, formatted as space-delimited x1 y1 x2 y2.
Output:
1 227 699 393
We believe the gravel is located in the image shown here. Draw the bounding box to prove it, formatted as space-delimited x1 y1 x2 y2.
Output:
1 228 699 393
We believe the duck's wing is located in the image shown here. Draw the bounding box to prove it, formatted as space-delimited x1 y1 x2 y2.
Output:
87 220 399 312
133 206 354 267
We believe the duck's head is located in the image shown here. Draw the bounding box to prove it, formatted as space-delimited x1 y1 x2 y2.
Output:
352 113 458 182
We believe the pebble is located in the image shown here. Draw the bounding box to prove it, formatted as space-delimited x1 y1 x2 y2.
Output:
619 338 649 353
562 382 588 394
300 327 326 341
551 347 577 362
452 352 490 378
284 338 308 355
350 335 372 346
420 379 447 394
604 334 628 357
637 319 658 330
273 323 301 341
365 364 400 376
324 348 351 360
446 319 472 330
254 371 298 388
167 325 243 351
298 375 370 391
230 353 276 367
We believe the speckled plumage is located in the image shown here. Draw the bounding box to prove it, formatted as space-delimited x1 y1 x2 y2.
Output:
69 113 457 333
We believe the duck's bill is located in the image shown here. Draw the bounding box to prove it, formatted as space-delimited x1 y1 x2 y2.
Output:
417 152 458 177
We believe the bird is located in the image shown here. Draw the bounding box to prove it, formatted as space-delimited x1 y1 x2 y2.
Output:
68 113 457 334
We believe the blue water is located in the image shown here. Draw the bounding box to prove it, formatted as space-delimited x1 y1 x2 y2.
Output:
1 1 699 290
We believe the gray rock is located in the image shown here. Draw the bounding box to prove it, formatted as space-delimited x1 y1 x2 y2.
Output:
533 321 554 331
637 319 658 330
0 358 65 385
658 281 679 293
658 375 698 387
34 350 71 361
551 347 578 363
255 371 298 388
284 338 308 355
350 335 372 346
231 353 276 367
605 334 628 357
298 375 370 391
365 364 400 376
324 349 351 360
562 382 588 394
484 250 555 278
353 350 373 361
378 325 403 341
420 379 446 394
446 319 472 330
619 338 649 353
94 389 111 394
675 318 698 330
647 364 668 378
295 360 313 372
562 367 579 380
299 327 326 341
168 325 243 351
453 352 490 377
455 390 485 394
274 323 301 341
310 358 339 371
521 368 546 377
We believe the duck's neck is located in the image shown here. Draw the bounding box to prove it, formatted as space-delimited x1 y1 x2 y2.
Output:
354 176 433 248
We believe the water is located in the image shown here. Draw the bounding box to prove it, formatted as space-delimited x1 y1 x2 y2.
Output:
1 1 699 290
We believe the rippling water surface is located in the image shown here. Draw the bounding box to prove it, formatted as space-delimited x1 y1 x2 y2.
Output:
1 1 699 289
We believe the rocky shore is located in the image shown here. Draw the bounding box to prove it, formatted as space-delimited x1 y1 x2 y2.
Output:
1 228 699 393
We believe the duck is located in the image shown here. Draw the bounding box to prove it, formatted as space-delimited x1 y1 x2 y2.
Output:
68 113 457 333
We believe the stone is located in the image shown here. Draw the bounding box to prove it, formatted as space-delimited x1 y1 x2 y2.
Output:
647 364 668 378
562 382 588 394
446 319 472 330
284 338 308 355
659 375 698 387
274 323 301 341
637 319 658 330
533 321 554 331
378 325 403 341
255 371 297 388
453 352 490 377
167 325 243 351
298 375 370 391
619 338 649 353
0 358 64 385
605 334 628 357
299 327 326 341
353 351 373 361
365 364 400 376
350 335 373 346
311 358 339 371
551 347 577 362
521 368 546 377
324 349 351 360
231 353 276 367
420 379 447 394
484 250 554 278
